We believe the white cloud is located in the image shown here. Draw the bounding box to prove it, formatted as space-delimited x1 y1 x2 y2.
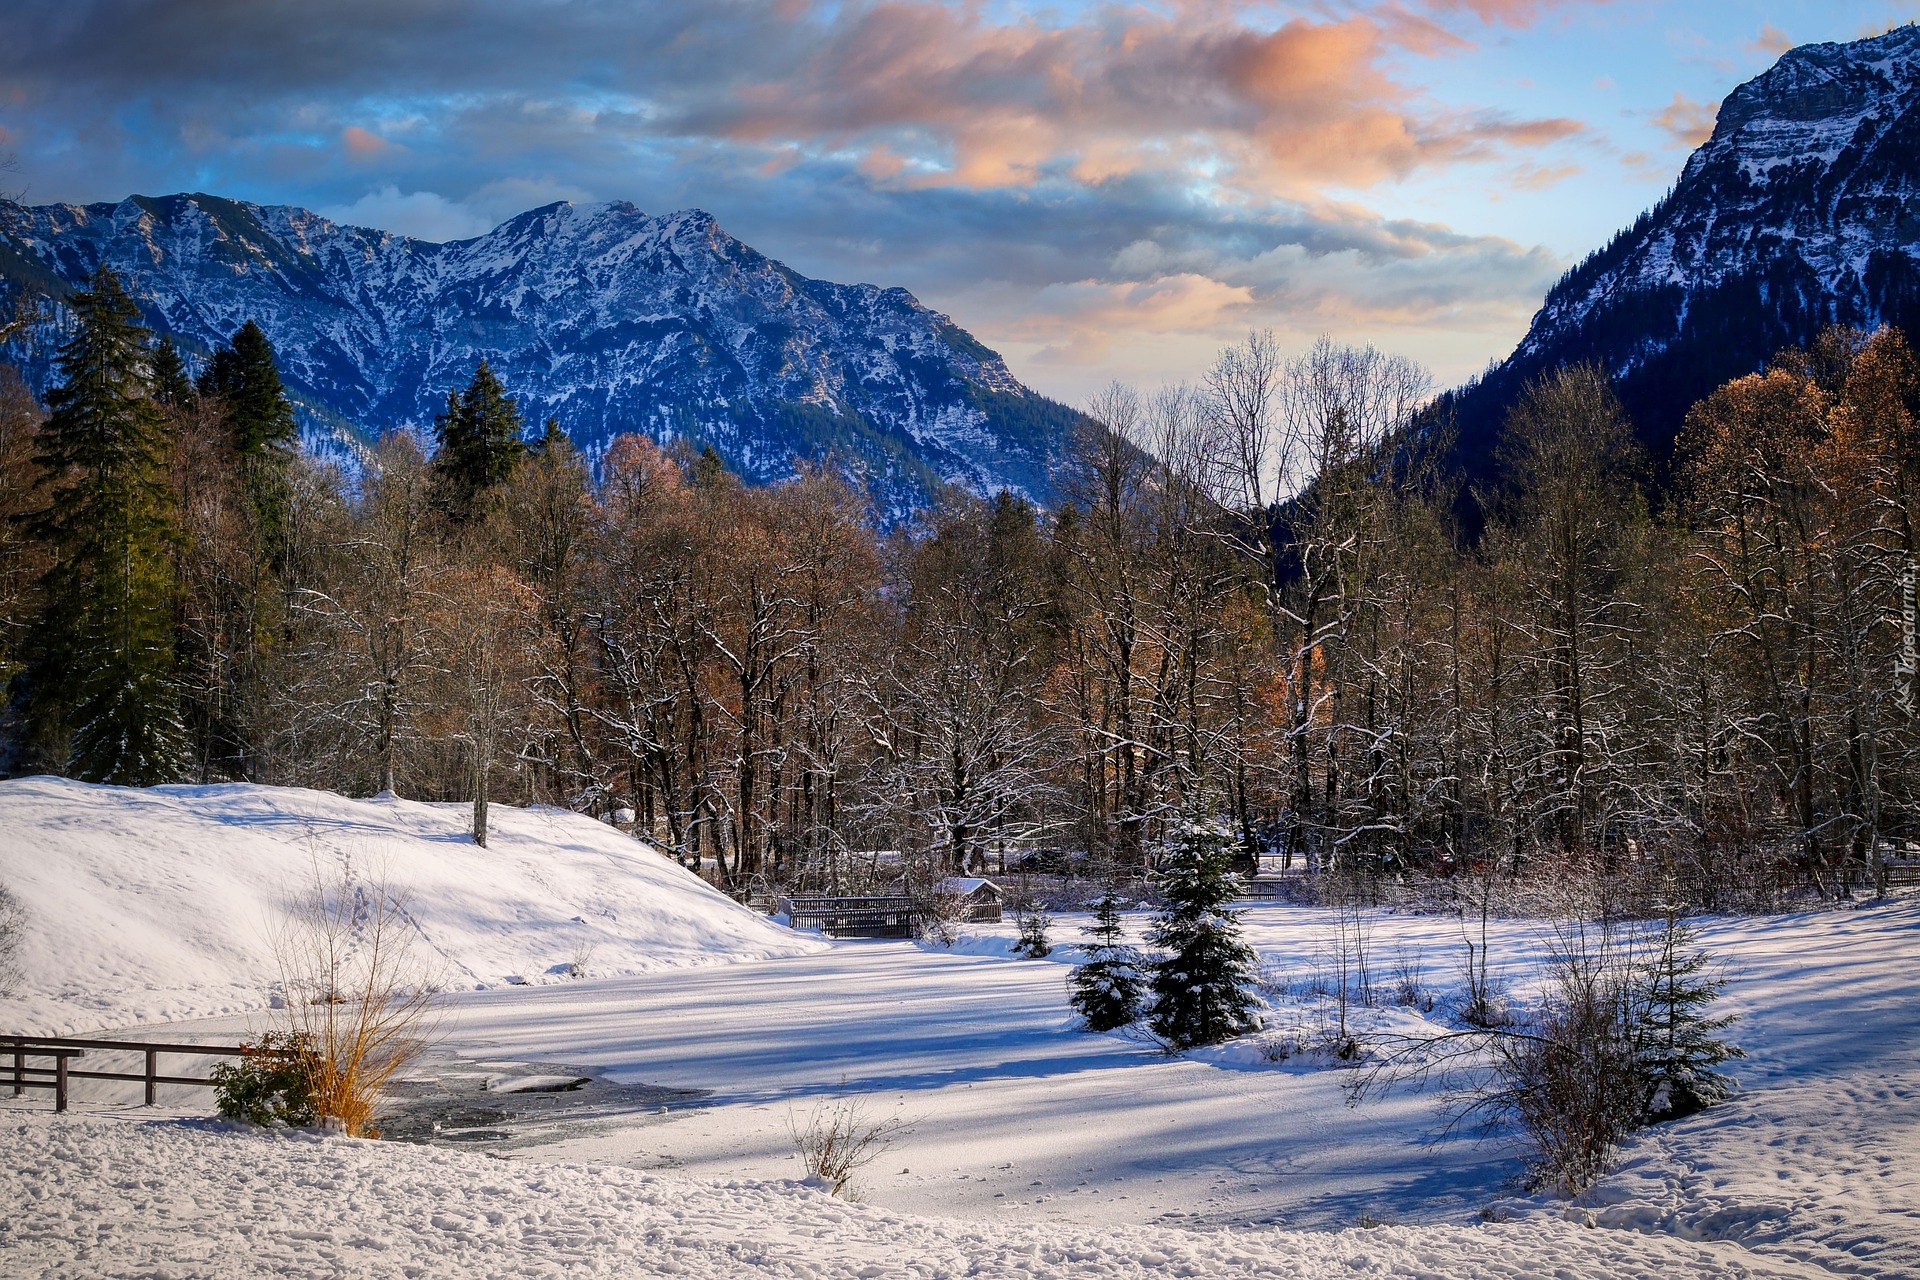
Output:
318 185 494 242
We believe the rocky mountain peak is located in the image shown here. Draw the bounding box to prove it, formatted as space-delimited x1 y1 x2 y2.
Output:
0 192 1079 520
1441 25 1920 479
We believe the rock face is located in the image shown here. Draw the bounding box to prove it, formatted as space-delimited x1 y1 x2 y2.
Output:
1440 24 1920 476
0 194 1079 517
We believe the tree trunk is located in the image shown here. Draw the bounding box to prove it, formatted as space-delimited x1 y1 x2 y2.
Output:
473 735 490 848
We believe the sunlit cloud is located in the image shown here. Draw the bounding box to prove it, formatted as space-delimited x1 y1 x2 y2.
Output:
1418 0 1617 27
341 125 401 162
1751 22 1795 55
1650 92 1719 147
686 6 1579 199
1 0 1765 403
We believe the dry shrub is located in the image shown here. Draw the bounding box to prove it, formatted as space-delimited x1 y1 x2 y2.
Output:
1491 936 1644 1196
787 1095 911 1198
276 855 439 1137
1357 913 1738 1199
0 879 25 997
1388 943 1434 1011
915 889 965 947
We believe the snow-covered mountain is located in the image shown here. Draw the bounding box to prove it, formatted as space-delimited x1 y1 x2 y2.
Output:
1441 24 1920 475
0 194 1080 516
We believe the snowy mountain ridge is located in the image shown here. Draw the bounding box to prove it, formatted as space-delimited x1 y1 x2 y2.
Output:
0 193 1076 516
1522 24 1920 357
1443 24 1920 471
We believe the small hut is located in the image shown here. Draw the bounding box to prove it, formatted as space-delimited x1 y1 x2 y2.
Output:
936 877 1004 923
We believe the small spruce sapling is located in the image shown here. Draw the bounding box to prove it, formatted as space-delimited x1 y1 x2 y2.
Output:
1012 905 1053 958
1069 891 1142 1031
1637 895 1743 1121
211 1032 316 1127
1147 826 1260 1050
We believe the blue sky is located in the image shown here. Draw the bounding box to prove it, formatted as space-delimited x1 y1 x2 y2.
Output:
3 1 1916 403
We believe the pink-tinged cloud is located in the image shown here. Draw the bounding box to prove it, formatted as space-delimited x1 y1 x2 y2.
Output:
1752 23 1794 56
1505 161 1580 190
1016 273 1261 364
342 125 398 160
691 4 1583 199
1651 92 1717 148
1418 0 1613 29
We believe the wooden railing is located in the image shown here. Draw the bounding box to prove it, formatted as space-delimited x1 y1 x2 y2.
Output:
782 895 923 938
2 1035 267 1112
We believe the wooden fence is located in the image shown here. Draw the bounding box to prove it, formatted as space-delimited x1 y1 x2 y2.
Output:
781 895 923 938
3 1035 265 1112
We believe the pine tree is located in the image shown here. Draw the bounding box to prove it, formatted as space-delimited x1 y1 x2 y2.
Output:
1636 896 1743 1121
26 266 185 784
201 320 300 552
200 320 297 458
692 443 730 489
149 335 195 409
433 360 525 522
534 415 570 458
1147 826 1259 1049
1069 891 1143 1031
1012 905 1053 958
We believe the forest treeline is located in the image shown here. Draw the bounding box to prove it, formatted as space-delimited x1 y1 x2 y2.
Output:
4 265 1919 905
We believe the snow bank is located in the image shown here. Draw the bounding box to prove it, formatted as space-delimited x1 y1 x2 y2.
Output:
0 1111 1831 1280
0 776 824 1034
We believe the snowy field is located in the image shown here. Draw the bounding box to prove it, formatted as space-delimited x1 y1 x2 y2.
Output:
0 776 825 1033
0 1109 1838 1280
2 781 1917 1277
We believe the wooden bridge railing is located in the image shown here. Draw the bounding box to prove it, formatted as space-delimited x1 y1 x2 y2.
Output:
781 895 923 938
2 1035 267 1112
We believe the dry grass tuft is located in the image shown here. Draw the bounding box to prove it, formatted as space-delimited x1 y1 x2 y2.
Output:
275 852 439 1137
787 1095 911 1198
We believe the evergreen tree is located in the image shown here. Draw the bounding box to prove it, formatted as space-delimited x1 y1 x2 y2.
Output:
1636 895 1743 1121
26 266 185 784
1069 891 1143 1031
200 320 300 553
692 443 730 489
149 335 195 409
1147 826 1259 1049
1012 905 1053 958
533 415 570 458
433 360 525 522
201 321 297 458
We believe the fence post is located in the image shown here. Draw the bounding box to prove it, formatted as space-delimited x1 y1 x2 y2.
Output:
11 1050 20 1097
55 1053 69 1113
145 1048 158 1106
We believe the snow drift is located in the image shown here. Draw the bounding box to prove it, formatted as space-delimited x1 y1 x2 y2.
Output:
0 776 825 1034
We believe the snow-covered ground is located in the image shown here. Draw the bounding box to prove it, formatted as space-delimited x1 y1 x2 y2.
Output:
3 779 1916 1277
0 1109 1834 1280
0 776 824 1033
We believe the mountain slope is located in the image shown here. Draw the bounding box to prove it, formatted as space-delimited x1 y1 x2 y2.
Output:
1435 24 1920 481
0 194 1081 516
